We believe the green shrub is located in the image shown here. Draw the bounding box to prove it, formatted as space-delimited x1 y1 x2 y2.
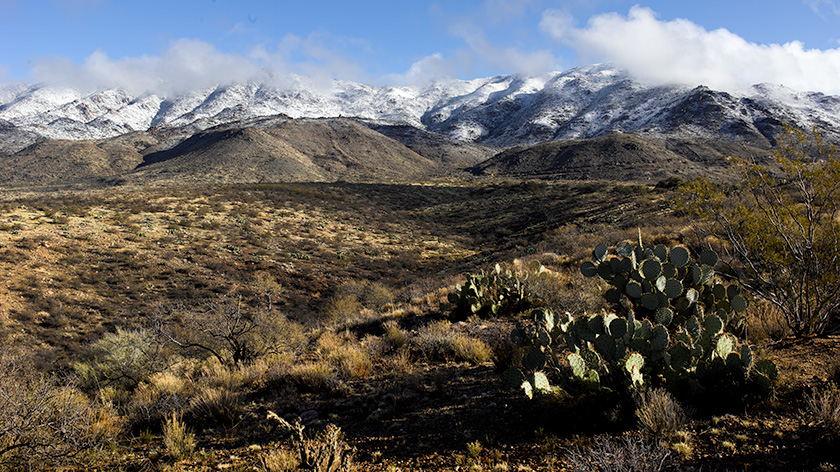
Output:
74 328 166 391
681 126 840 336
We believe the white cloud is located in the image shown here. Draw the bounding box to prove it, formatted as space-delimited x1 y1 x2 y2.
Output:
539 9 575 40
29 33 372 95
540 5 840 93
383 53 456 86
451 19 561 77
805 0 840 16
32 39 261 94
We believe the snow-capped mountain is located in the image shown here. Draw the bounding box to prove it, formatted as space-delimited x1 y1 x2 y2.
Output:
2 63 840 154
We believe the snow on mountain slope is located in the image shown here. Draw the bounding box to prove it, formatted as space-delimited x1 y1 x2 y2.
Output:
2 63 840 154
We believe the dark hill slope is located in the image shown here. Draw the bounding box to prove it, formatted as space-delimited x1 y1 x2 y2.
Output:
362 122 496 168
0 139 143 187
469 134 772 183
124 118 439 186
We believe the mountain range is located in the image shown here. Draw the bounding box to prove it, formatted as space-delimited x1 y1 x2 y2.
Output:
1 63 838 187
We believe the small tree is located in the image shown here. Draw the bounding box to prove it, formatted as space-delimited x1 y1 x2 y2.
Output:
156 296 304 366
681 126 840 336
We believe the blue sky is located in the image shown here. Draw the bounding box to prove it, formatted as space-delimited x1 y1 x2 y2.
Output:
3 1 840 93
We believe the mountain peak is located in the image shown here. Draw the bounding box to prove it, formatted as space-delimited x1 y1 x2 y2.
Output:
2 65 840 155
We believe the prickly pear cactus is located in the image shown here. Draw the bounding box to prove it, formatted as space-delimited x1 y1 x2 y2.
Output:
504 239 778 407
446 263 533 321
581 241 748 331
505 308 649 397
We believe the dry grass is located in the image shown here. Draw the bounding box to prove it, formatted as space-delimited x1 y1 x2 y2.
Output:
187 386 243 428
412 321 492 365
261 448 301 471
317 331 373 379
288 362 337 392
806 385 840 436
382 319 410 351
162 412 195 460
635 388 689 439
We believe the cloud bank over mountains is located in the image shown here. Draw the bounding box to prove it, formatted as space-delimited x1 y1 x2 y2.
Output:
20 5 840 95
540 6 840 94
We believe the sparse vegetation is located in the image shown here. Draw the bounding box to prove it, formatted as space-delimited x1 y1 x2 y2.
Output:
0 177 832 470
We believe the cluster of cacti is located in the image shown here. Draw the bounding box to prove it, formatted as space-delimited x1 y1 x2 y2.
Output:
580 240 748 331
446 263 532 321
664 312 778 398
506 309 650 397
505 240 778 405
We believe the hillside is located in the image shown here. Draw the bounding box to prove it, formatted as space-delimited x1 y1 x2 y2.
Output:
0 118 447 188
362 121 496 168
469 134 773 183
0 138 144 187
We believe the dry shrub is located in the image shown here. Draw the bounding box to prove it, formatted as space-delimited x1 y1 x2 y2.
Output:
317 332 373 379
162 413 195 460
322 295 364 324
289 362 336 392
298 424 355 472
0 352 113 471
187 386 242 428
806 385 840 436
267 413 355 472
362 282 395 313
563 434 675 472
159 297 306 366
412 321 491 365
635 388 688 439
744 300 792 342
383 349 415 375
